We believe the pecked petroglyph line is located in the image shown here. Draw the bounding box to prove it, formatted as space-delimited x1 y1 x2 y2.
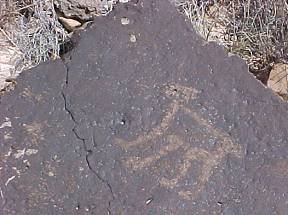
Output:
159 135 212 188
116 102 179 151
115 84 244 200
123 134 187 170
115 84 199 150
160 134 240 200
181 106 243 158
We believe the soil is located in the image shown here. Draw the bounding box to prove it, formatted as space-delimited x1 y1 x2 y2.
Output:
0 0 287 214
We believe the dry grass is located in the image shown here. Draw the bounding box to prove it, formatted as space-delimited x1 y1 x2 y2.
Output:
1 0 287 89
0 0 66 71
179 0 288 82
0 0 118 93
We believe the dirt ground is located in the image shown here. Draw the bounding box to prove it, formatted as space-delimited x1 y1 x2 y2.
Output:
0 0 288 214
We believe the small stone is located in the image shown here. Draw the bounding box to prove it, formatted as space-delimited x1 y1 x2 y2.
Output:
217 201 223 206
130 34 137 43
0 118 11 128
14 149 26 159
84 205 90 212
145 197 153 205
25 148 38 156
52 154 58 161
121 17 130 25
75 204 80 210
59 17 81 31
267 63 288 100
48 171 55 177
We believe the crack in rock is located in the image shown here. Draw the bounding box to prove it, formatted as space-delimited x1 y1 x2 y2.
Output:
61 62 115 214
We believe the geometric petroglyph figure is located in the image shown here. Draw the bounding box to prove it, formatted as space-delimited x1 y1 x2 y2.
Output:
115 84 244 200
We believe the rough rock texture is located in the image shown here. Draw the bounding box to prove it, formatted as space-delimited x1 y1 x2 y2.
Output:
1 0 288 214
268 63 288 100
54 0 116 20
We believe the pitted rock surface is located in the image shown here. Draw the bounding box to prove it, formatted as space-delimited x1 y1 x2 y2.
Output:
1 0 288 214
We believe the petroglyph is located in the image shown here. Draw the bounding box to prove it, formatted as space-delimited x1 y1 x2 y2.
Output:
115 84 244 200
23 122 46 145
117 84 199 150
21 88 44 103
263 159 288 177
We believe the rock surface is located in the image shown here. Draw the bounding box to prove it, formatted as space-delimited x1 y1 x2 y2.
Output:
268 63 288 100
1 0 288 214
54 0 116 20
58 17 82 31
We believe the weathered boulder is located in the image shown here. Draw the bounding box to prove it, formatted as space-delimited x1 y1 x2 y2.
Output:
54 0 115 20
268 63 288 100
1 0 287 214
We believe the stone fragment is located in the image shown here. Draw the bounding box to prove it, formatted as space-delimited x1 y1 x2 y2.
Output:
267 63 288 100
121 17 130 25
58 17 82 31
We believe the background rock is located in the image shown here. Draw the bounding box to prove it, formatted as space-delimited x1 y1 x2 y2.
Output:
58 17 82 31
54 0 116 20
267 63 288 100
